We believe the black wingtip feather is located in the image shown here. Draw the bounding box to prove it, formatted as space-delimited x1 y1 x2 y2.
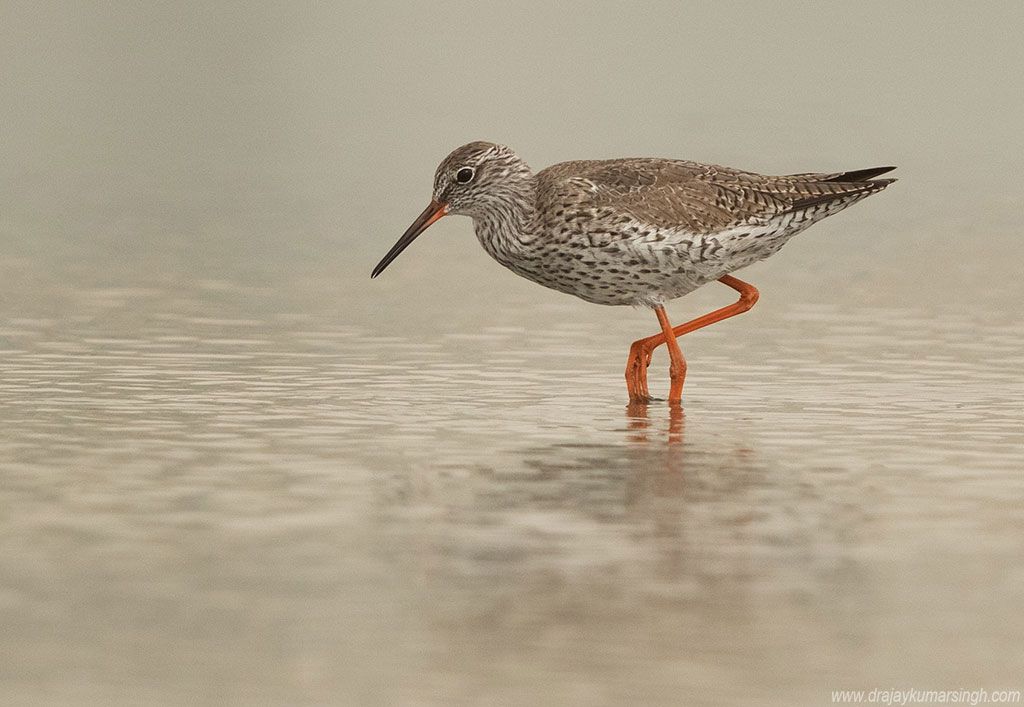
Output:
826 166 897 182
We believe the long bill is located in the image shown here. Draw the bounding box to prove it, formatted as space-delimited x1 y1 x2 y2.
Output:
370 200 448 278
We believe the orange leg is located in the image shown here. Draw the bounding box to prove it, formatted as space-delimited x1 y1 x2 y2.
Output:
655 305 687 403
624 275 760 403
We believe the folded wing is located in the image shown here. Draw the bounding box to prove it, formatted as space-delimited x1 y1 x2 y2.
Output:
537 158 895 236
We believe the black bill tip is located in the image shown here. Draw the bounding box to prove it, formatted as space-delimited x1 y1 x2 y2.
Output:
371 200 447 279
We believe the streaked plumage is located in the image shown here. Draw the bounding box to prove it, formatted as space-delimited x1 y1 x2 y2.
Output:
393 141 894 307
372 141 895 404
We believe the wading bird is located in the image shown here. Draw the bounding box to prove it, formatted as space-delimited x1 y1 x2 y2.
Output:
372 142 894 404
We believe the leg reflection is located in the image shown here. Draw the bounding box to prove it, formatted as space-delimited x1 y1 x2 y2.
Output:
625 400 685 445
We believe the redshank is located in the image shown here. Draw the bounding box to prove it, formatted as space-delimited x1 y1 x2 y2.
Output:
371 142 894 404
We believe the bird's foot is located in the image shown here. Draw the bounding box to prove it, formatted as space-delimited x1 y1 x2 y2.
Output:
624 341 655 402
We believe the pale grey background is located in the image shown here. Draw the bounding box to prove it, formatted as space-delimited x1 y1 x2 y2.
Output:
3 1 1022 313
2 2 1022 705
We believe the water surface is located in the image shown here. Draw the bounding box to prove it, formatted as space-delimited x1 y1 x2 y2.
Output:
1 271 1021 705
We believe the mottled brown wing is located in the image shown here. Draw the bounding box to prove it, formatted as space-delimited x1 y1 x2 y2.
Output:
537 158 893 235
537 159 773 233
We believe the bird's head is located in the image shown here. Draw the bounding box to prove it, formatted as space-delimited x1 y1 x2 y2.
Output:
371 141 532 278
431 141 532 216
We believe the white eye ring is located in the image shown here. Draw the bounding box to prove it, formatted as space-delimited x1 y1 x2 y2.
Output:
455 167 475 184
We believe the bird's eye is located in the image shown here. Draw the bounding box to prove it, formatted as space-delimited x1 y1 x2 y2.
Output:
455 167 475 184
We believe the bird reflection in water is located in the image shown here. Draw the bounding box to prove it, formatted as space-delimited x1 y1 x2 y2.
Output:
621 401 688 516
625 400 685 445
504 399 763 536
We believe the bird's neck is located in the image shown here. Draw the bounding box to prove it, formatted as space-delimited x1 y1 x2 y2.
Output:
472 180 537 266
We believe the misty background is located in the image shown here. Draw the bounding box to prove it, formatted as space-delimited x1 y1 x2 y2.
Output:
3 1 1022 322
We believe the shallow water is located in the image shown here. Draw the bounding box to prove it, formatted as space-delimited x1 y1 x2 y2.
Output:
4 1 1024 704
1 269 1022 705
